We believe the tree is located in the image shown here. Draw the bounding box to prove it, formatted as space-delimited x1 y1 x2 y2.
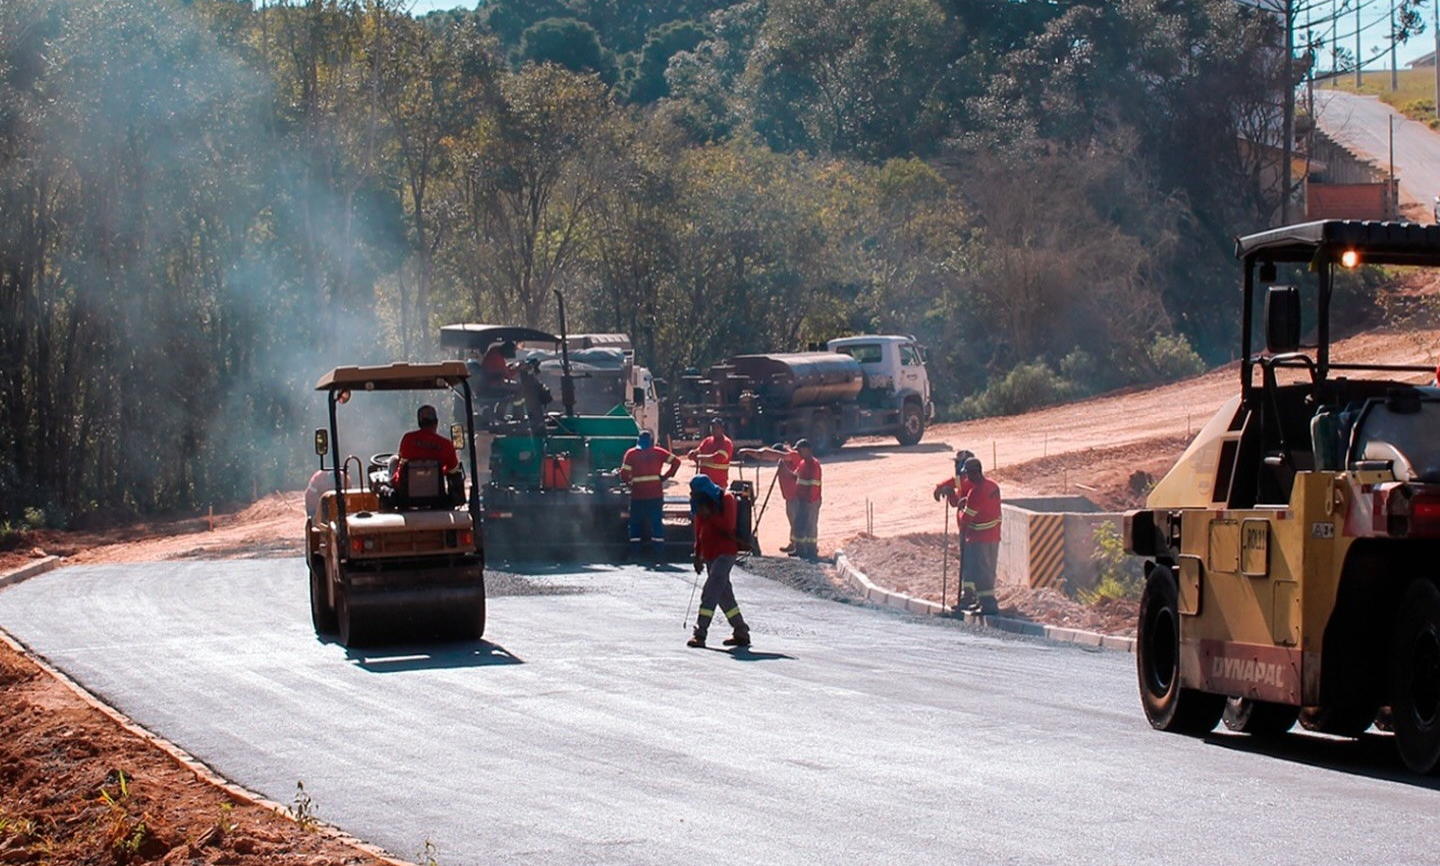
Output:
625 20 706 104
443 64 621 329
740 0 956 159
519 18 617 84
375 12 502 356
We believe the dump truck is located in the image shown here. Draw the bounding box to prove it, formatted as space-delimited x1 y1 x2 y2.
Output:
1124 220 1440 773
671 334 933 454
306 362 486 647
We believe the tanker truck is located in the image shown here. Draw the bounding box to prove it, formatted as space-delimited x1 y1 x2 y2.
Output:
670 334 933 454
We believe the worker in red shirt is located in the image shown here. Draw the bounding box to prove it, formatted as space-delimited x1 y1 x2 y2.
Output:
686 475 751 648
790 439 822 560
690 417 734 488
955 457 1002 616
394 404 459 487
737 442 804 553
479 340 515 391
933 449 977 610
619 430 681 562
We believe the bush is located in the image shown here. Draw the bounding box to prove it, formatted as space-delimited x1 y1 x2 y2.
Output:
1145 332 1207 382
1078 520 1144 604
957 359 1077 419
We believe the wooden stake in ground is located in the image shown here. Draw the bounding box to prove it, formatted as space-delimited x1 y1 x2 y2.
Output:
941 501 950 612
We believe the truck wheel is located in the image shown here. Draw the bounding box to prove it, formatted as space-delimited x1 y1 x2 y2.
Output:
309 557 337 635
809 414 835 456
1389 579 1440 773
896 401 924 447
1222 697 1297 736
1137 565 1224 734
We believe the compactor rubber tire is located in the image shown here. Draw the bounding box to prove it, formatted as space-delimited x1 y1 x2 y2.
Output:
309 557 337 635
1137 565 1224 734
896 401 924 447
1389 579 1440 773
1222 697 1298 736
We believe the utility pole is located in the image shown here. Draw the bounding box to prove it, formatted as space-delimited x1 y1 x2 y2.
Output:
1283 0 1296 225
1434 0 1439 122
1357 0 1363 87
1391 0 1399 91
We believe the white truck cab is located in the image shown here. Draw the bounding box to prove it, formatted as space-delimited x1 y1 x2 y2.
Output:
828 336 934 411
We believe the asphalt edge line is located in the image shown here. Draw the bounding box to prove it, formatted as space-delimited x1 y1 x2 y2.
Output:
834 550 1136 653
0 563 416 866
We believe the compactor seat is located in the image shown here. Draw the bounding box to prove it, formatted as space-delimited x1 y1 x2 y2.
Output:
385 459 462 511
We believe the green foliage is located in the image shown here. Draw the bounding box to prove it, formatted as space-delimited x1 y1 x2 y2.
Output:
626 20 705 104
520 18 617 83
417 838 443 866
285 781 319 832
1144 333 1208 382
98 770 152 861
1078 520 1143 605
956 360 1078 420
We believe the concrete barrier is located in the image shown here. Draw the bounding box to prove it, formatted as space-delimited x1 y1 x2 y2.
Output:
997 496 1129 595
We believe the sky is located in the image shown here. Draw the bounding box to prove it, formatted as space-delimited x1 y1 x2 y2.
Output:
1300 0 1438 69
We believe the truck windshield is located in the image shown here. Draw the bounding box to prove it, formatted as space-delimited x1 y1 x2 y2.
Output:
837 344 882 364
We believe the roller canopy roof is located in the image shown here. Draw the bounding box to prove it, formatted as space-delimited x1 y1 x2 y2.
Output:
1235 220 1440 266
315 361 470 391
439 324 561 349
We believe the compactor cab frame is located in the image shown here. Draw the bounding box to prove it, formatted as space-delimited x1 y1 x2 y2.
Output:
1126 221 1440 773
306 362 486 647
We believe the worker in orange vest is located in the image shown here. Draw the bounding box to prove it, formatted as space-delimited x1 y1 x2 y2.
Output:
737 442 804 553
687 475 750 648
619 430 680 562
790 439 822 560
933 449 977 609
690 417 734 488
956 458 1002 615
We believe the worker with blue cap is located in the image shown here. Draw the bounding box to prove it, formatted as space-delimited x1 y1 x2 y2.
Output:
687 474 751 648
619 430 680 562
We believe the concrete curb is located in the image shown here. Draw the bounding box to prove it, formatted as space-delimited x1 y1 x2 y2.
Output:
835 550 1136 653
0 554 63 589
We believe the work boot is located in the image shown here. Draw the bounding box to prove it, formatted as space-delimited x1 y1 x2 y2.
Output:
723 629 751 647
687 628 707 648
779 543 796 553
